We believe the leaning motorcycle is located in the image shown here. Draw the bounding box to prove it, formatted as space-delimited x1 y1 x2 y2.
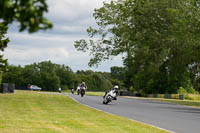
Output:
103 89 118 104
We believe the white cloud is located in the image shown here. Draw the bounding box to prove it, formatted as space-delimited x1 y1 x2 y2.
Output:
4 0 123 72
47 0 106 21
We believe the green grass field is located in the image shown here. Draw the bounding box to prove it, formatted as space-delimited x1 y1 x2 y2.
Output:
0 91 169 133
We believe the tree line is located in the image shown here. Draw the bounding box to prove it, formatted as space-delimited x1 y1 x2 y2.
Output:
2 61 124 92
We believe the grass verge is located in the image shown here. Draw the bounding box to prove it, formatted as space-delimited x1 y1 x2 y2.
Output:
152 98 200 108
123 96 200 108
64 90 105 96
85 91 105 96
62 90 200 108
185 94 200 101
0 91 169 133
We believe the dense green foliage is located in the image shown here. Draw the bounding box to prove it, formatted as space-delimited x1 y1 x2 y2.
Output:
74 0 200 94
2 61 116 91
77 70 112 91
3 61 62 91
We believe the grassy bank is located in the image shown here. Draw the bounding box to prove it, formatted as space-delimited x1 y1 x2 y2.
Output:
0 91 168 133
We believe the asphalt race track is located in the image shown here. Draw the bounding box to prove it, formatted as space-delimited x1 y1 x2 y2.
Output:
67 93 200 133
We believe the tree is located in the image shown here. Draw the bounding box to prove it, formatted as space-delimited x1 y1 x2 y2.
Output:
110 66 125 88
0 0 52 33
0 0 52 83
110 66 125 81
0 23 9 73
75 0 200 94
54 64 76 90
36 61 60 91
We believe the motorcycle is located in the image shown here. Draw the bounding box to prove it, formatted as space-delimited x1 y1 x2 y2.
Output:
71 88 74 94
80 87 86 97
58 88 62 93
77 86 80 95
103 89 118 104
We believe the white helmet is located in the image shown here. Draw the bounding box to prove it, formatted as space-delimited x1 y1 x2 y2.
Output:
114 85 119 89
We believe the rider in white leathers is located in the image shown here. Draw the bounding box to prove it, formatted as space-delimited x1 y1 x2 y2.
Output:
77 82 87 96
76 84 81 95
103 85 119 100
80 82 87 90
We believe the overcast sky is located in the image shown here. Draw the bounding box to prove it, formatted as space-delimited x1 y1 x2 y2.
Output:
4 0 123 72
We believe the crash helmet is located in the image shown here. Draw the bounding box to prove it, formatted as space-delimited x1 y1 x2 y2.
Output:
114 85 119 89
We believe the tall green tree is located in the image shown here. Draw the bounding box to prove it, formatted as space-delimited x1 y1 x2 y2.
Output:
110 66 125 88
0 0 52 33
54 64 76 90
36 61 60 91
0 23 9 71
110 66 125 81
0 0 52 83
75 0 200 94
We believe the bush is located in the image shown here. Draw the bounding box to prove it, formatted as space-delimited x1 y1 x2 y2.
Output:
178 86 199 94
177 87 188 94
129 86 136 93
187 87 199 94
61 85 68 90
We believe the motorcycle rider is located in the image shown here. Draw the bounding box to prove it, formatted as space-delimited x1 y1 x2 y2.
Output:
58 87 62 93
103 85 119 100
79 81 87 97
80 81 87 91
76 84 81 95
70 87 74 94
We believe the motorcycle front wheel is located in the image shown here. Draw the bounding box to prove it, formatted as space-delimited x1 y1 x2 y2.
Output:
81 90 85 97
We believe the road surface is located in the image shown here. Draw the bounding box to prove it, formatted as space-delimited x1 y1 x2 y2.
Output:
67 93 200 133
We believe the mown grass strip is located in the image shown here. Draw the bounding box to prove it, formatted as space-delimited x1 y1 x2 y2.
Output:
75 91 200 108
0 91 169 133
153 98 200 108
123 96 200 108
64 90 105 96
185 94 200 101
85 91 105 96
